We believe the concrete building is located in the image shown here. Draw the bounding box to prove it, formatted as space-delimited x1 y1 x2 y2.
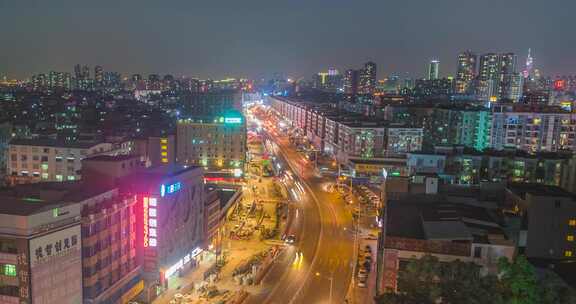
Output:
176 112 246 174
133 134 175 167
490 104 576 152
269 96 422 165
7 139 116 185
378 195 515 293
505 184 576 260
120 165 205 302
0 181 142 304
407 146 570 186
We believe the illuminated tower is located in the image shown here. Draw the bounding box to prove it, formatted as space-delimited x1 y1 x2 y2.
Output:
428 59 440 80
523 48 533 79
455 51 477 93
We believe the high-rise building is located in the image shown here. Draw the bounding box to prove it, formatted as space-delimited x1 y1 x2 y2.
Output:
477 53 518 101
455 51 477 94
523 48 534 79
498 53 517 99
344 69 359 95
359 61 377 94
507 72 524 102
478 53 500 81
312 68 343 92
428 59 440 80
94 65 103 86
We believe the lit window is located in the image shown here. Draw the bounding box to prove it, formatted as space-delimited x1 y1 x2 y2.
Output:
570 219 576 226
565 250 573 257
161 145 168 150
150 228 157 237
41 164 48 170
149 238 157 247
4 264 16 277
568 235 574 242
55 175 63 181
160 139 168 144
161 158 168 163
41 173 49 179
67 176 75 181
149 198 157 206
149 219 157 227
161 151 167 156
149 208 157 217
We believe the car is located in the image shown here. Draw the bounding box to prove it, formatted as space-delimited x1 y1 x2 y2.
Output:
284 234 296 244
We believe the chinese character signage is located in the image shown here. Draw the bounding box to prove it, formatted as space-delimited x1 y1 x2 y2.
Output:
29 225 82 304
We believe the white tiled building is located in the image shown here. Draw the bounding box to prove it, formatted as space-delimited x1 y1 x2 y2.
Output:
7 139 114 184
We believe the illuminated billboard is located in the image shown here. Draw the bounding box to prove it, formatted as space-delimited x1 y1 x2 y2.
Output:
30 225 82 304
160 182 181 197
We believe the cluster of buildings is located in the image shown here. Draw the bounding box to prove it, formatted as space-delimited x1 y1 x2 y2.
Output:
28 65 254 93
0 153 241 303
269 96 423 165
376 174 576 294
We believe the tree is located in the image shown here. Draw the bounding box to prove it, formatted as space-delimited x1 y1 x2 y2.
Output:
498 256 541 304
438 259 503 304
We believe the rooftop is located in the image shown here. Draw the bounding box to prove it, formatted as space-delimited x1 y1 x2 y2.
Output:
507 183 576 200
0 181 114 216
386 196 506 244
10 138 103 149
84 154 140 162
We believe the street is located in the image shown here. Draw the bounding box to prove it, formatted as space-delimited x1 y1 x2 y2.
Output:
248 115 356 304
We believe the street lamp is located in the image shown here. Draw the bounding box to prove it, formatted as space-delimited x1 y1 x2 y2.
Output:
315 272 334 304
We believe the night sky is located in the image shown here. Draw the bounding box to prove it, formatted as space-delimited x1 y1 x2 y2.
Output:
1 0 575 80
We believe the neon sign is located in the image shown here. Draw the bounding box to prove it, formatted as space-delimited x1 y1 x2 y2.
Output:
143 197 157 247
224 117 242 124
160 182 181 197
143 198 149 247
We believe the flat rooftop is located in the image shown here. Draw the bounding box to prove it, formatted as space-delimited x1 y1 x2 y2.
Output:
386 196 506 244
507 183 576 200
10 138 103 149
84 154 140 162
0 181 114 216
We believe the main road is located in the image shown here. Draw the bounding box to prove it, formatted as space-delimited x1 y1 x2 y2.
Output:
247 119 356 304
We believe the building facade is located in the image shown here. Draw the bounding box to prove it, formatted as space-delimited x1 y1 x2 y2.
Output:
176 113 246 174
7 139 115 184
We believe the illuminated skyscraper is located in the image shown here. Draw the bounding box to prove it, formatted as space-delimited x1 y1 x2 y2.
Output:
428 59 440 80
523 48 534 79
94 65 103 86
497 53 517 100
359 61 377 94
478 53 500 81
344 69 359 95
477 53 517 101
455 51 477 93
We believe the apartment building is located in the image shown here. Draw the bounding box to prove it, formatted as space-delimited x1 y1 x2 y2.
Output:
7 139 114 184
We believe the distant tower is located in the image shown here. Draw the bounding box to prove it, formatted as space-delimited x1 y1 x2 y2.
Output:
523 48 533 79
455 51 477 93
428 60 440 80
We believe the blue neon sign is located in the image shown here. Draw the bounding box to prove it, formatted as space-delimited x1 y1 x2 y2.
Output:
160 182 181 197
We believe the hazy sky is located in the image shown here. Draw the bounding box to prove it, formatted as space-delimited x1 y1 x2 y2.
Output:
1 0 575 80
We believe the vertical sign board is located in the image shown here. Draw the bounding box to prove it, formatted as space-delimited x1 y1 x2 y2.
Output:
29 225 82 304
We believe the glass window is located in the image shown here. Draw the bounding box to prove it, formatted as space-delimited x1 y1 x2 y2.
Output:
568 235 574 242
565 250 573 257
4 264 16 276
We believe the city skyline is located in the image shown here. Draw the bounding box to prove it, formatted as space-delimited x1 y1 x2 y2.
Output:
2 0 576 79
